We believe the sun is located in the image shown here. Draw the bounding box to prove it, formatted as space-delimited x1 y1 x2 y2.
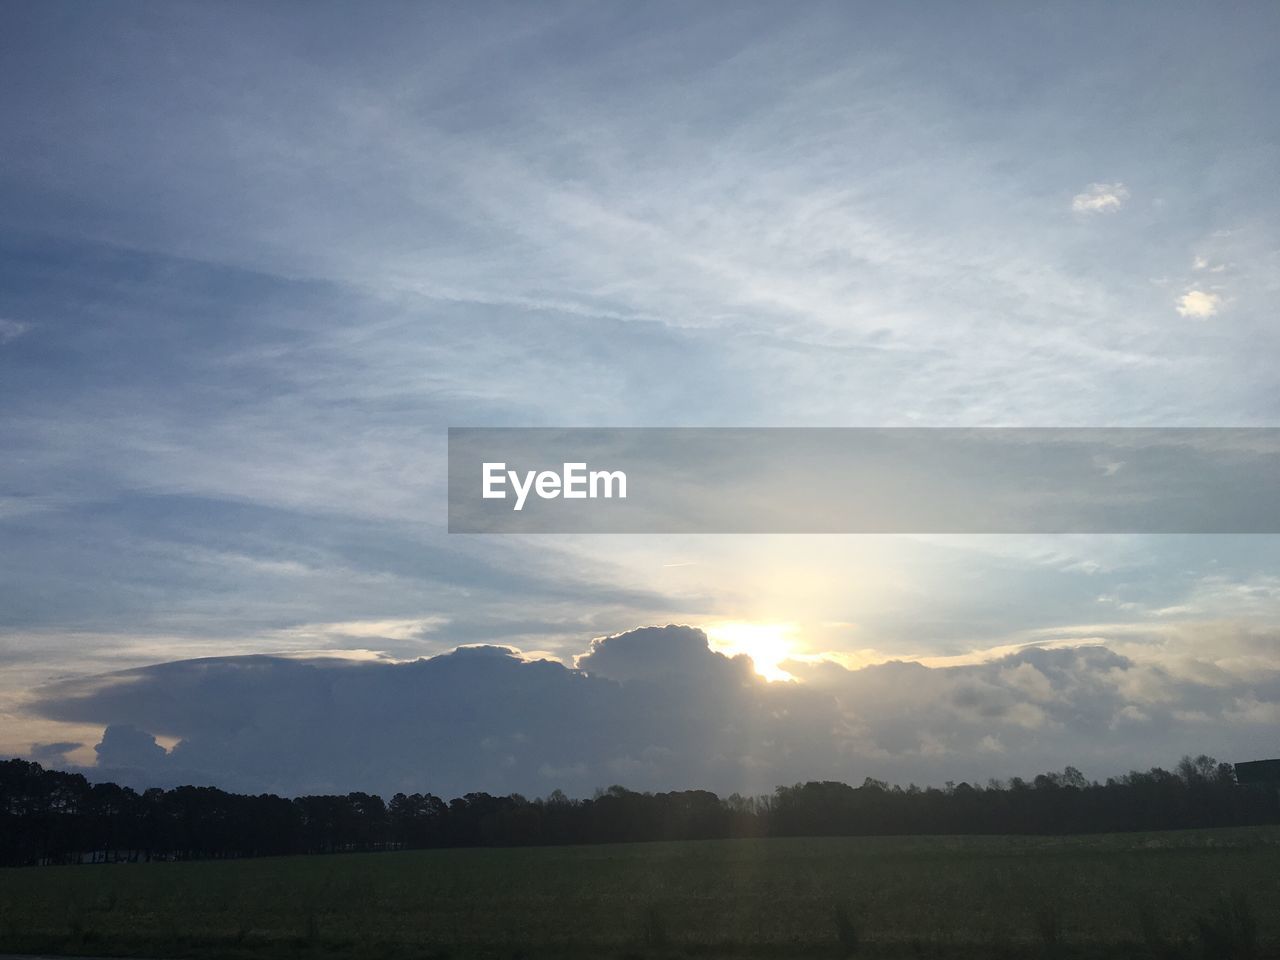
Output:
706 622 798 682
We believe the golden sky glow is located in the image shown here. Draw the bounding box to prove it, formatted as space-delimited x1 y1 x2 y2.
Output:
706 621 799 682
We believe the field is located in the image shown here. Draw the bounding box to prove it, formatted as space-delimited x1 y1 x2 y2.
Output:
2 827 1279 959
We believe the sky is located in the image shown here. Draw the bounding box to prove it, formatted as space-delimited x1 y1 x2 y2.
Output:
2 2 1280 798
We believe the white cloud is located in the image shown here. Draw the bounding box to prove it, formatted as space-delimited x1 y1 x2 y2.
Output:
280 617 447 643
0 318 29 343
1192 256 1228 273
1072 182 1129 214
1175 290 1221 318
1116 705 1149 724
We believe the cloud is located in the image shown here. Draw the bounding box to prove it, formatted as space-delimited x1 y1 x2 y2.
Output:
999 662 1057 703
1192 255 1229 273
575 624 753 684
23 627 1280 797
1176 290 1221 318
1225 696 1280 725
279 618 447 645
29 740 83 764
0 318 28 344
95 723 168 768
4 4 1280 776
1071 183 1129 214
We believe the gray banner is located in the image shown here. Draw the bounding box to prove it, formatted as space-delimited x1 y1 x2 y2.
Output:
447 428 1280 533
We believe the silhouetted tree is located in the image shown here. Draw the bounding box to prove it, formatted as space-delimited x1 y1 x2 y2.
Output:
1 753 1277 867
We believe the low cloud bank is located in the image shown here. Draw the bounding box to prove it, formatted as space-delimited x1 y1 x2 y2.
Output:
26 625 1280 798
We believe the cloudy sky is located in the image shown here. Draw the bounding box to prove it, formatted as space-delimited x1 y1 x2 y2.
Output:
2 2 1279 797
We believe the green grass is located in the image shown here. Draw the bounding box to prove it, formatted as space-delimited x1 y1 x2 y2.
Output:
2 826 1279 958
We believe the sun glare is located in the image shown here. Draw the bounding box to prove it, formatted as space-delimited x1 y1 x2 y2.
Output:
706 622 798 682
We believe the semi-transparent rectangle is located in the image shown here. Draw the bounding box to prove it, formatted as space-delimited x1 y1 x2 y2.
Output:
447 428 1280 533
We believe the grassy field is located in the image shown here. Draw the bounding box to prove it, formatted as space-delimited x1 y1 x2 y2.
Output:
2 827 1279 959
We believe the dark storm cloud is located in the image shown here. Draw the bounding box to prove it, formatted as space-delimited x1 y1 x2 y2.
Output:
95 723 166 768
27 627 1280 798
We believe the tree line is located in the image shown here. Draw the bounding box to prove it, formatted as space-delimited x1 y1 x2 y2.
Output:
2 755 1277 867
